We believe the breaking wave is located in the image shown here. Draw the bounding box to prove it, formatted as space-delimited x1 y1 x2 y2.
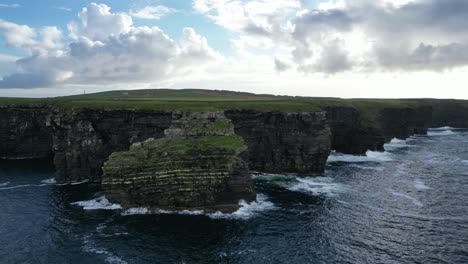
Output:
40 178 56 184
208 194 275 220
0 181 10 187
327 150 393 163
285 177 348 197
71 196 122 210
119 194 275 220
427 127 462 136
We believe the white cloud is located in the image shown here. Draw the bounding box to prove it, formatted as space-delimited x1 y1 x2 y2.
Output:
0 3 20 8
0 19 36 48
0 3 222 88
70 3 132 41
130 5 174 20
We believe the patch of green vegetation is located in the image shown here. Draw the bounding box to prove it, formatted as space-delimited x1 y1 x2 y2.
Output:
146 135 247 155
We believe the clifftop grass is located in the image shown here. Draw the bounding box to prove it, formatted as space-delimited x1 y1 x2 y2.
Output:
1 89 467 124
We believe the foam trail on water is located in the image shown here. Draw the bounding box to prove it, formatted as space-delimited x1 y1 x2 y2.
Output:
327 150 393 163
348 164 384 171
82 234 127 264
285 177 348 197
391 191 423 207
71 196 122 210
0 183 47 190
0 181 10 187
121 207 149 216
413 179 430 191
40 178 56 184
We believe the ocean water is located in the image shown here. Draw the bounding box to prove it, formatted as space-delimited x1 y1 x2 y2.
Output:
1 128 468 263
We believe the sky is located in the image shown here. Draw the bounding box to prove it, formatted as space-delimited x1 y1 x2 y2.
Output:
0 0 467 99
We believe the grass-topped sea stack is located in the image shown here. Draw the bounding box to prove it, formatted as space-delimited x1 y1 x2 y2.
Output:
101 111 255 213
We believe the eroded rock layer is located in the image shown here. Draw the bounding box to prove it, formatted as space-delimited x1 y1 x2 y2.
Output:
101 112 255 212
225 110 331 175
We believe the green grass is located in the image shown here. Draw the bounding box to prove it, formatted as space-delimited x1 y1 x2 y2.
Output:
145 135 247 154
1 88 467 117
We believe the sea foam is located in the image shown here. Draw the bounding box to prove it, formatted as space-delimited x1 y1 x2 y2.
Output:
119 194 275 220
285 176 348 197
71 196 122 210
391 191 423 207
413 179 430 191
327 150 393 163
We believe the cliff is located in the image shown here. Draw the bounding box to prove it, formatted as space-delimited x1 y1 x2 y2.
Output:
0 105 52 159
101 112 255 212
225 110 331 174
431 100 468 128
0 90 467 184
49 109 172 183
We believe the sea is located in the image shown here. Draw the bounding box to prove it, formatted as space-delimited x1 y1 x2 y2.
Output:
1 127 467 264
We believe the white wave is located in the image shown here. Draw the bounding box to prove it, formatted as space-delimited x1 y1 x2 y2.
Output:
121 207 150 216
348 164 384 171
427 130 456 136
71 196 122 210
82 234 127 264
431 126 458 131
0 183 48 190
70 180 89 185
285 177 348 197
461 160 468 165
384 138 416 150
154 209 205 216
40 178 56 184
413 179 430 191
0 181 10 187
208 194 275 220
391 191 423 207
327 150 393 163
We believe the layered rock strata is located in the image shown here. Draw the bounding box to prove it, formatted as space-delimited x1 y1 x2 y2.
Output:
101 112 254 212
225 110 331 175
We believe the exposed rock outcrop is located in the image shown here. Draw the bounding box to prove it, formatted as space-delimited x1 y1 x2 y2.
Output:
378 106 432 141
49 109 172 182
0 105 52 159
324 106 385 154
431 100 468 128
101 112 254 212
225 110 331 175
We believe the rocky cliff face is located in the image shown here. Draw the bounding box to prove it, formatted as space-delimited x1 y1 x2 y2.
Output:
0 105 52 159
225 110 331 175
101 112 254 212
324 106 385 154
431 100 468 128
49 109 172 183
377 106 433 141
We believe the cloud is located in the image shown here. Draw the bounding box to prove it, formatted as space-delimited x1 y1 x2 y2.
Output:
194 0 468 73
0 19 36 48
0 3 222 88
130 5 174 20
0 3 20 8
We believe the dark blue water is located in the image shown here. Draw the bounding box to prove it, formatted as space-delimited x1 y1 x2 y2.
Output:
1 128 468 264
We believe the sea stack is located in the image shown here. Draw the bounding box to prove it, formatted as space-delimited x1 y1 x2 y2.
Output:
101 111 255 213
